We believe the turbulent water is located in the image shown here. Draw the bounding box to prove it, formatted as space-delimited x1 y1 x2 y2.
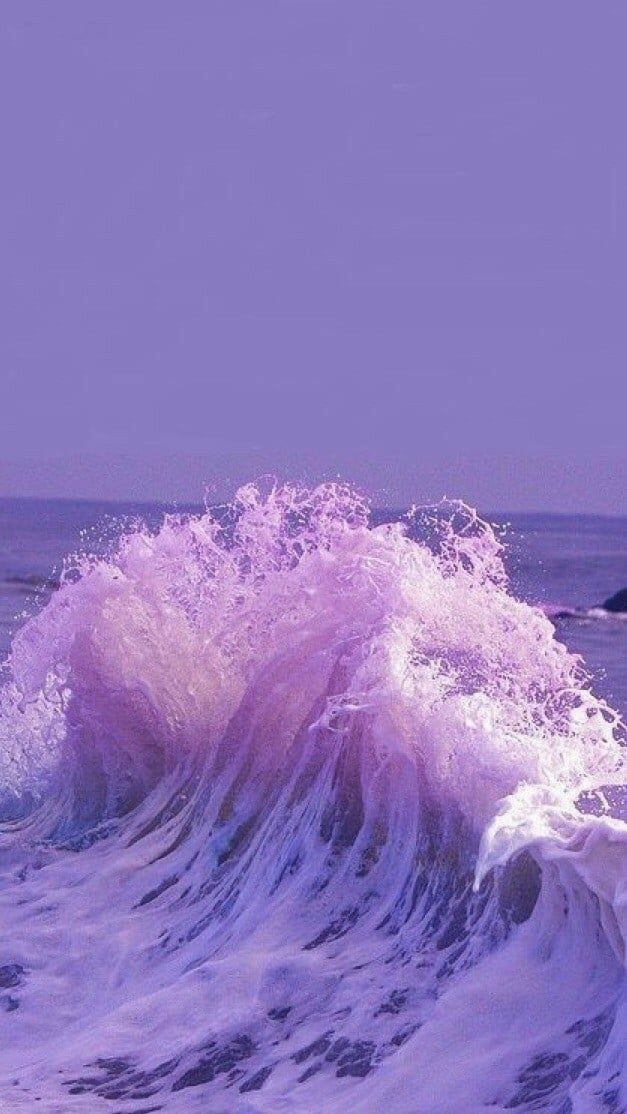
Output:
0 484 625 1112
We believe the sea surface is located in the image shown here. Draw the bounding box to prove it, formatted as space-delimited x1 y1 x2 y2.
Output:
0 488 625 1111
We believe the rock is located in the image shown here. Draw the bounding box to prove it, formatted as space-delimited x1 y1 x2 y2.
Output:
601 589 627 613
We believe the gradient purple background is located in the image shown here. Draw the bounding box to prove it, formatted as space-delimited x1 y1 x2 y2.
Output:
1 2 625 511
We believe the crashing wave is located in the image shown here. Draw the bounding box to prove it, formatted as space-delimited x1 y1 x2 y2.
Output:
0 483 625 1111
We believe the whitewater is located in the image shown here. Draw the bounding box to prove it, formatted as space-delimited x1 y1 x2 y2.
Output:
0 483 625 1112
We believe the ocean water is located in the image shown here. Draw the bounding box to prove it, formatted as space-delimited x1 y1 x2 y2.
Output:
0 487 625 1111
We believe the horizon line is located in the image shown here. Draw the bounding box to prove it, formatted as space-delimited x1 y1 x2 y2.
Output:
0 492 625 521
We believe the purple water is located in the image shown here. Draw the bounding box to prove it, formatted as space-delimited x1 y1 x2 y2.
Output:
0 487 625 1111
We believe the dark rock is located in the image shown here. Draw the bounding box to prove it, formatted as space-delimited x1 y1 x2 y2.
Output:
601 588 627 613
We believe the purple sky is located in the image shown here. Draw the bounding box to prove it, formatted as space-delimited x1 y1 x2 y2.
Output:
1 3 625 511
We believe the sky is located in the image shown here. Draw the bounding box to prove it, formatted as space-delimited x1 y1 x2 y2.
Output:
0 2 625 512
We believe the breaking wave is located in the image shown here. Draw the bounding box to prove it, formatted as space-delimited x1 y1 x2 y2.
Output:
0 483 625 1111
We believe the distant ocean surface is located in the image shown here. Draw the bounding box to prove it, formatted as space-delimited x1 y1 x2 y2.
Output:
0 489 626 1111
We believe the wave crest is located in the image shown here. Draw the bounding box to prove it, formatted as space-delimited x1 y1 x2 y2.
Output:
1 482 622 831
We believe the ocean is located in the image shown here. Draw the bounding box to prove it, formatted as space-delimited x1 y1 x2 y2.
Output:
0 486 625 1111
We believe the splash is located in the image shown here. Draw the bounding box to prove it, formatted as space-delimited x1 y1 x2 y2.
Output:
2 482 622 824
0 483 625 1110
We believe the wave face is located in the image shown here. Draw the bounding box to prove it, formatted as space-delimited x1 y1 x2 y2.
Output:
0 483 625 1112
